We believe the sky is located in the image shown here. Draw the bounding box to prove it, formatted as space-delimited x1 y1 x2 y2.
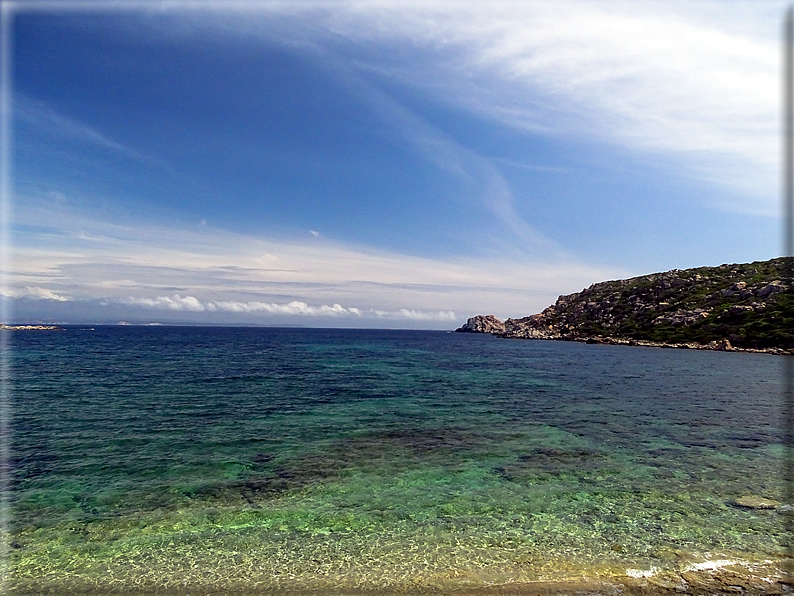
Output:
1 0 788 328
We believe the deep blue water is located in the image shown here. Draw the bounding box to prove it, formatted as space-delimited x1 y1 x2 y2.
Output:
8 326 787 594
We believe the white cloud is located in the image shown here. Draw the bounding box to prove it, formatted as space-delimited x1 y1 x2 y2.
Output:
11 198 628 324
1 286 71 301
206 299 360 316
197 0 780 214
374 308 457 322
121 294 206 311
115 294 459 321
376 2 775 183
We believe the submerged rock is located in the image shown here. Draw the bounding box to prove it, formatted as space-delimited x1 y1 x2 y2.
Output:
732 495 781 509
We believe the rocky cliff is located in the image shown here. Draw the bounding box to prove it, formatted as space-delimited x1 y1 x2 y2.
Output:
455 315 506 334
456 257 794 353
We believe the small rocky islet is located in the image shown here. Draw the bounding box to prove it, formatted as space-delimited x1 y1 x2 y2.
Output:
457 257 794 354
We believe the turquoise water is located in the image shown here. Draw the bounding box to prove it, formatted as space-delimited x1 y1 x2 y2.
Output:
8 326 787 593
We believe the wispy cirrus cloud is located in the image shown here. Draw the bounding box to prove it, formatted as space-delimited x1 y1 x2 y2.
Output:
189 0 779 214
15 94 153 164
335 1 778 210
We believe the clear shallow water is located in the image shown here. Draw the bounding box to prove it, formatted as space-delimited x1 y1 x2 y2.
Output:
7 326 787 594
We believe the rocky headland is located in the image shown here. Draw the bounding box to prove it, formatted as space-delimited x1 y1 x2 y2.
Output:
457 257 794 354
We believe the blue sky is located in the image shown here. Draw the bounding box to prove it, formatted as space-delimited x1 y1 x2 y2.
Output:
2 1 786 328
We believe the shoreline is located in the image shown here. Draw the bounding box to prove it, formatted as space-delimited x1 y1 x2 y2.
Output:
456 315 792 354
499 333 794 355
10 557 791 595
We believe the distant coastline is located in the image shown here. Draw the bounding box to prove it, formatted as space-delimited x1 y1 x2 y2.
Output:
457 257 794 355
0 324 63 331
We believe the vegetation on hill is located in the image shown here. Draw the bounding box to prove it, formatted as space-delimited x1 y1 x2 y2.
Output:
459 257 794 351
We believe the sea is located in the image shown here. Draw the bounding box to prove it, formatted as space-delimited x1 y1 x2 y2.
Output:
6 326 789 594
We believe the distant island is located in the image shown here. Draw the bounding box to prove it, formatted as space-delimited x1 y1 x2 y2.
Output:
0 324 62 331
457 257 793 354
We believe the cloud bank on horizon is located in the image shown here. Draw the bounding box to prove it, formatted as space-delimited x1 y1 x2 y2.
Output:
4 0 786 328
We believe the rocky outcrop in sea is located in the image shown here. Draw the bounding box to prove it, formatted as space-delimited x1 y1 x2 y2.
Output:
456 257 794 353
455 315 505 334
